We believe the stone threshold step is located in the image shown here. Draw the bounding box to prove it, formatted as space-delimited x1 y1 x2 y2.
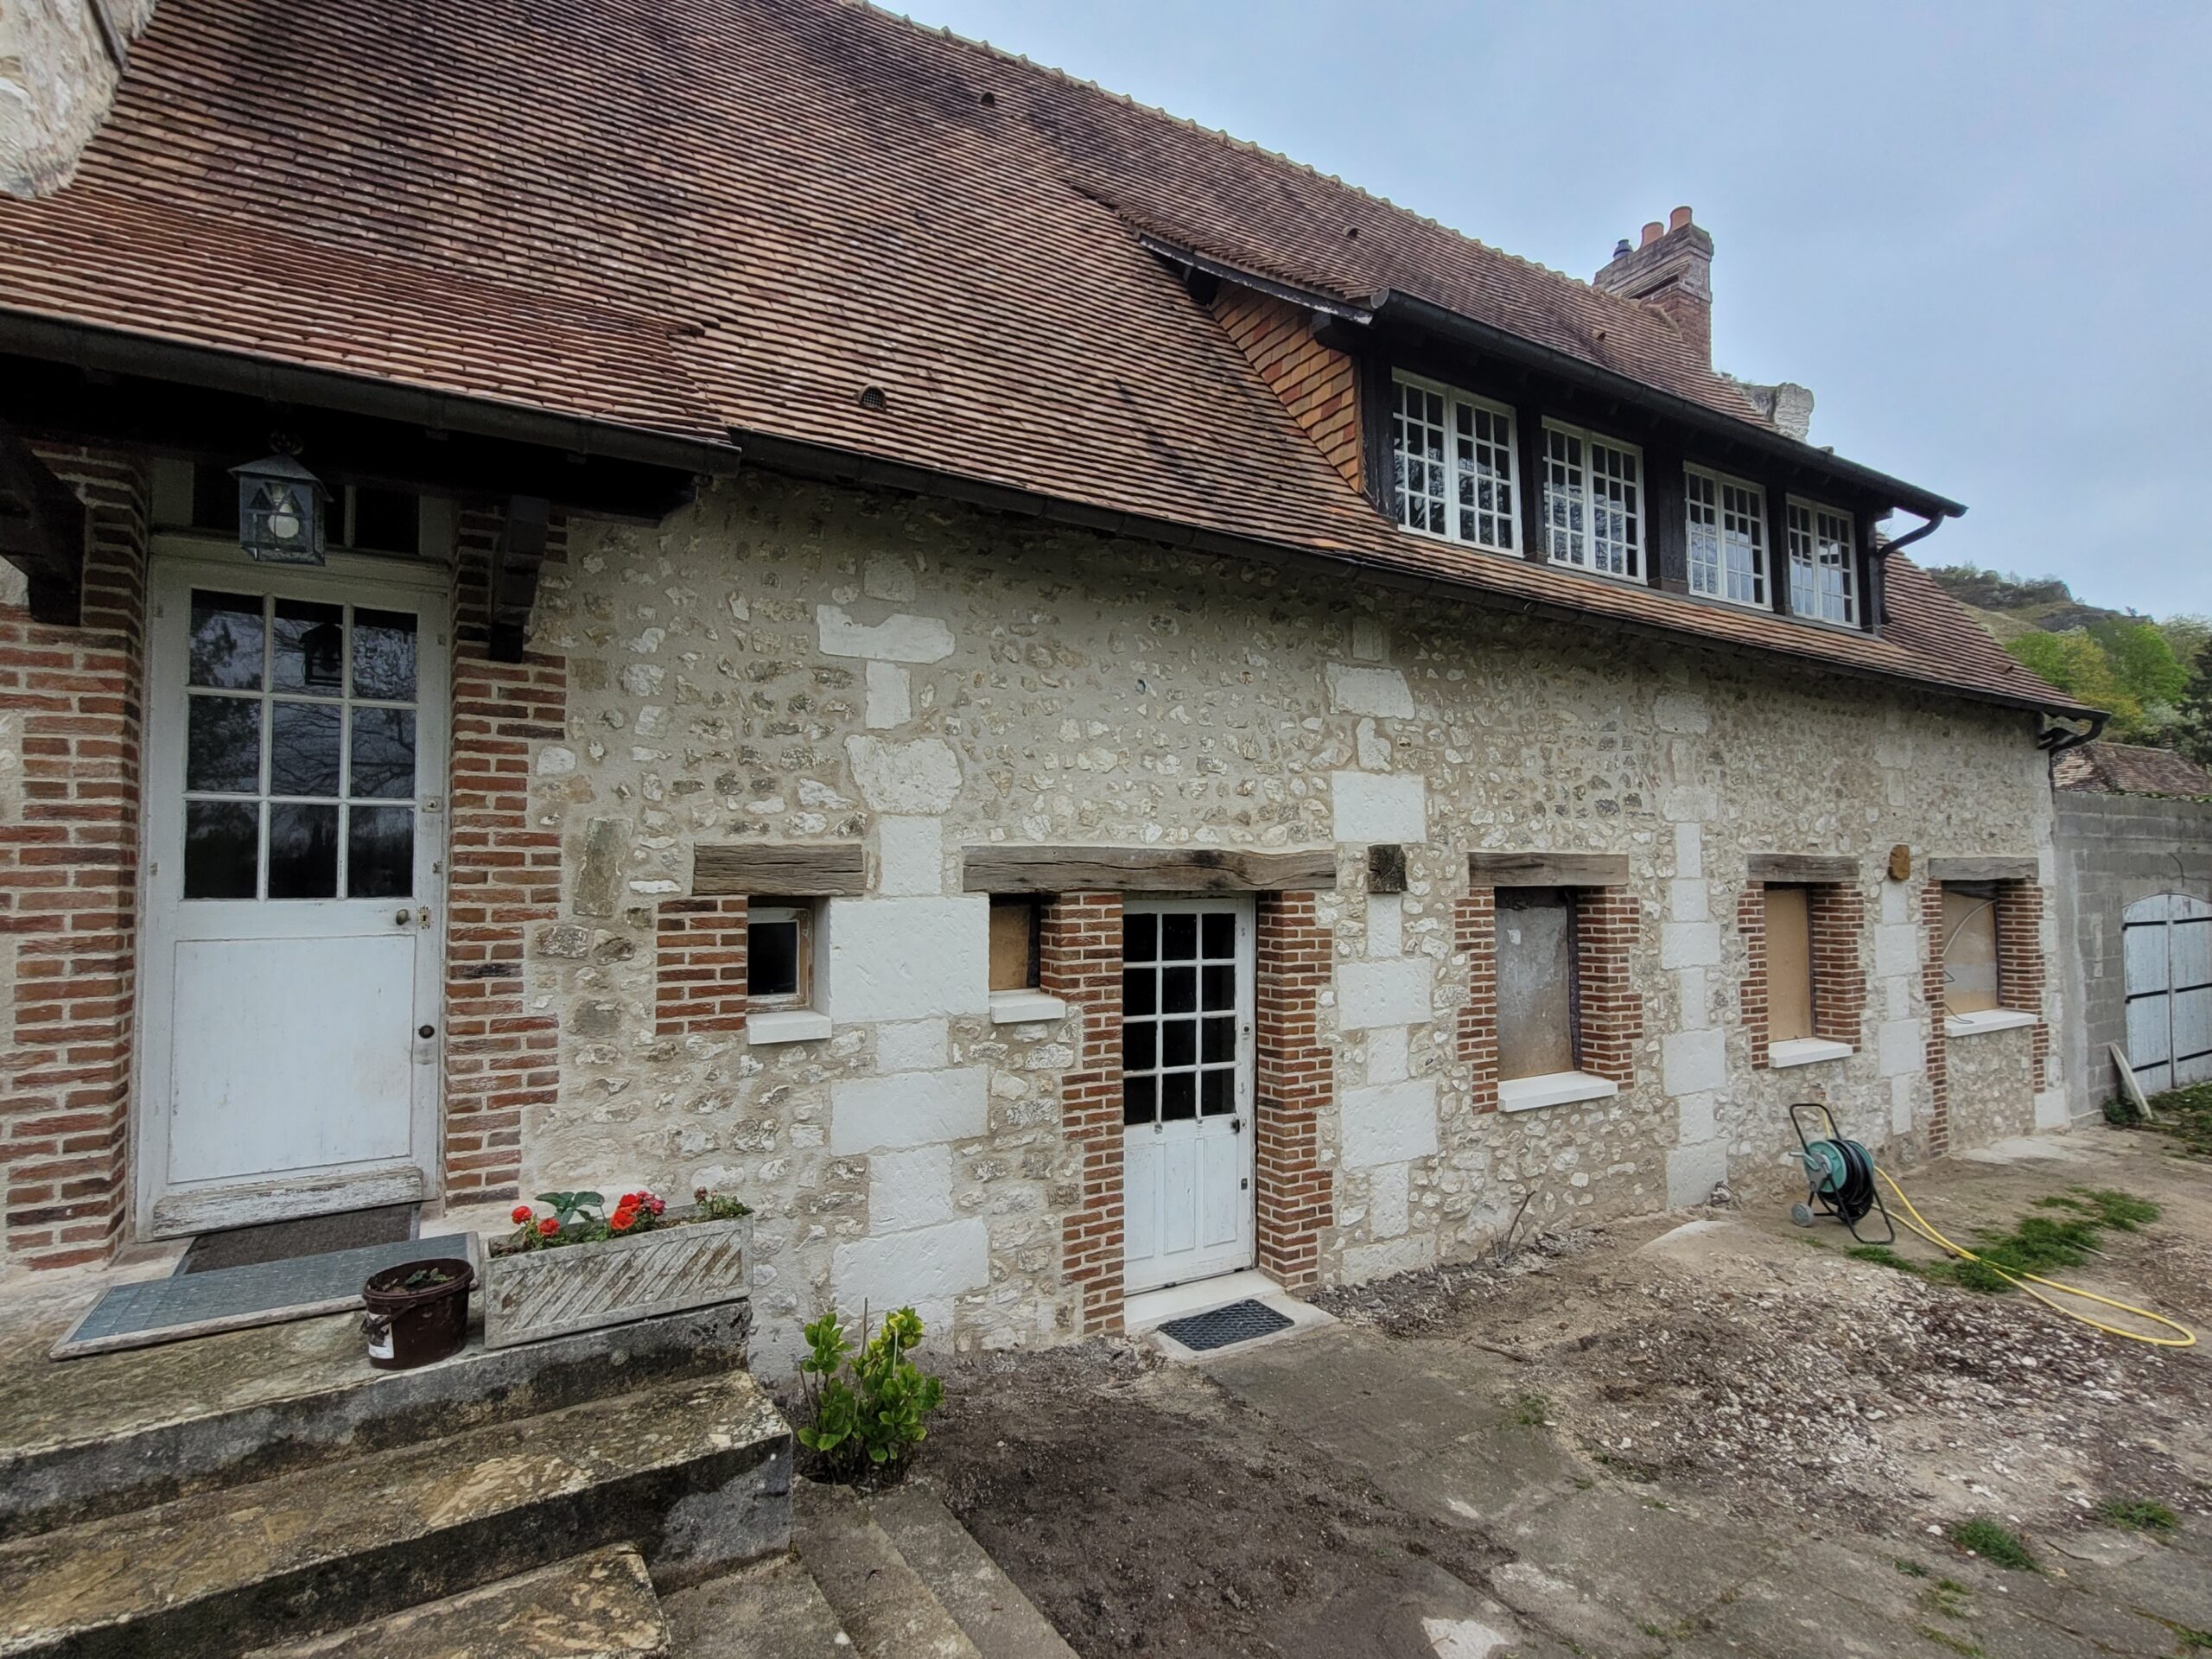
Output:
0 1301 753 1542
662 1552 851 1657
795 1479 979 1659
869 1481 1078 1659
243 1544 670 1659
0 1370 791 1659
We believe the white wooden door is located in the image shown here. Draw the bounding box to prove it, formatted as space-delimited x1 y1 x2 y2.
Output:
1122 898 1255 1294
139 556 448 1235
2124 893 2212 1095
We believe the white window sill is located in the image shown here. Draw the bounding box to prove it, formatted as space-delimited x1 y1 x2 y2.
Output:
1945 1007 2039 1038
989 989 1069 1025
1498 1071 1620 1113
747 1007 832 1046
1768 1037 1855 1070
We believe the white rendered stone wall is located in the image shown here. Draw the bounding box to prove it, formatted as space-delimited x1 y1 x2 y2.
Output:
520 470 2056 1369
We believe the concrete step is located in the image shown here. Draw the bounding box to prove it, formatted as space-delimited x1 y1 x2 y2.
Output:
241 1544 670 1659
661 1552 853 1656
0 1370 791 1659
0 1300 753 1541
868 1482 1077 1659
791 1478 978 1659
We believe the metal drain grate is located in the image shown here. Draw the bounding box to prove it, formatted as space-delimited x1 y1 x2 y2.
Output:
1158 1298 1294 1352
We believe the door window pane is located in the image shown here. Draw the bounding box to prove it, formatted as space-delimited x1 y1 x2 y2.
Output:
1201 1070 1231 1116
186 696 261 793
1764 885 1815 1043
349 708 416 799
1496 888 1578 1080
1161 912 1197 959
184 801 258 898
1202 912 1235 957
1123 1074 1156 1128
1943 886 2001 1014
352 608 418 701
1201 963 1235 1010
270 701 342 797
347 805 413 898
1160 1072 1196 1122
272 599 346 694
268 802 340 898
188 591 264 690
1124 1021 1157 1072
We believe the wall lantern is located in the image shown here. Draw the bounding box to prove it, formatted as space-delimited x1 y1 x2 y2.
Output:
231 451 329 565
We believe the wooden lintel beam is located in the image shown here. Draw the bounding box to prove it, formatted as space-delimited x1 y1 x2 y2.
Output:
487 493 550 663
962 845 1338 895
693 841 868 898
1467 851 1630 888
1925 856 2037 884
0 425 86 626
1747 854 1859 884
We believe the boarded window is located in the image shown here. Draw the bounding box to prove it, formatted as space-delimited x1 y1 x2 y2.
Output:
747 904 812 1005
989 896 1039 992
1764 885 1815 1043
1496 887 1578 1081
1942 885 2000 1015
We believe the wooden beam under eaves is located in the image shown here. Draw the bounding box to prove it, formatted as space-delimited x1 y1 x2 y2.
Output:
0 424 86 626
487 494 550 662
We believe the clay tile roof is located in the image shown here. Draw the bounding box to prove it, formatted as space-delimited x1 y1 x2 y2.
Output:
2053 741 2212 798
0 0 2088 717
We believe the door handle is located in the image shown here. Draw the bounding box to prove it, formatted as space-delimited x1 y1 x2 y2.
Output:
1230 1116 1243 1135
393 909 411 927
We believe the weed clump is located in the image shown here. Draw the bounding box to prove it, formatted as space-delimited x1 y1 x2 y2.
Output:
2094 1497 2178 1535
1848 1244 1921 1275
1947 1517 2036 1572
1931 1188 2160 1294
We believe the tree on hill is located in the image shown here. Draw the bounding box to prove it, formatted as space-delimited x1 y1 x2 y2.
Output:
2177 639 2212 769
2006 630 2145 735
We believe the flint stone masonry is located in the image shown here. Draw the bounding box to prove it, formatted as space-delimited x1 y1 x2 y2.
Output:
830 1068 988 1154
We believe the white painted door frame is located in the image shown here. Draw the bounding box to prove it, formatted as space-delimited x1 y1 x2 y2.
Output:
136 543 452 1236
1121 895 1257 1294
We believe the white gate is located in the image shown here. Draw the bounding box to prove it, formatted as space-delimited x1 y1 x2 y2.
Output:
2123 893 2212 1095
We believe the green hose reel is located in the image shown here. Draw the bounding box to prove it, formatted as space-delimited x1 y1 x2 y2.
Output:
1786 1104 1896 1244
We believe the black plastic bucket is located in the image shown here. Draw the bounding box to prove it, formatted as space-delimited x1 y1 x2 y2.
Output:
361 1257 474 1370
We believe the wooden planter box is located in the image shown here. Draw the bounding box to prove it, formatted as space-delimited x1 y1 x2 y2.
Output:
481 1211 752 1350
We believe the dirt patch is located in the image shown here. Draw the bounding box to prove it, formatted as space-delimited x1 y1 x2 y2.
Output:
925 1343 1507 1656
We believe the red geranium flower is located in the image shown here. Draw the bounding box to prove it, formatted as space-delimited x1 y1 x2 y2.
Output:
537 1217 561 1237
609 1207 637 1233
511 1205 533 1224
644 1194 665 1217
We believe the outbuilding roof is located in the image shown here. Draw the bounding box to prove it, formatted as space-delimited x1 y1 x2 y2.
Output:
0 0 2089 718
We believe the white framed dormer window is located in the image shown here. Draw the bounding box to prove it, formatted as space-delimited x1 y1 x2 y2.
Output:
1393 372 1517 552
1542 421 1643 581
1786 499 1858 625
1685 465 1768 608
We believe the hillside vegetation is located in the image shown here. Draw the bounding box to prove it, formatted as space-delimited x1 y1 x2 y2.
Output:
1924 565 2210 759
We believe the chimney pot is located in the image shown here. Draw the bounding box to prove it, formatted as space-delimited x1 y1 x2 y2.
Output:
1613 238 1632 258
1641 220 1664 248
1669 205 1694 232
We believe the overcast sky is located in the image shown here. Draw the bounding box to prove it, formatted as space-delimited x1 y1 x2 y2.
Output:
899 0 2209 620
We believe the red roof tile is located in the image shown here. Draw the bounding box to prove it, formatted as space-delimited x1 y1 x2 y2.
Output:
0 0 2088 717
2054 741 2212 798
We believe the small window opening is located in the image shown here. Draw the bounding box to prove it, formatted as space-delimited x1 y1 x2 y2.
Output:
747 904 813 1007
1496 887 1580 1082
989 896 1041 992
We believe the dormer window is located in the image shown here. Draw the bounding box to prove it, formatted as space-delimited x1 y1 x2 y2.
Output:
1786 499 1857 625
1541 421 1642 580
1392 372 1517 552
1685 465 1767 607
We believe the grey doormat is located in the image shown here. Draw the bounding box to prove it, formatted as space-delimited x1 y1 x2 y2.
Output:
178 1202 419 1275
1158 1298 1294 1353
53 1234 474 1360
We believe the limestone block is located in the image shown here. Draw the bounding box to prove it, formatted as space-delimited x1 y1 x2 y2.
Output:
1367 892 1403 957
573 818 627 918
1892 1076 1916 1136
868 1144 957 1235
865 661 912 729
1340 1077 1439 1168
815 605 954 664
1876 1018 1926 1077
1342 1233 1438 1281
1351 617 1389 662
1660 921 1720 969
1661 1027 1726 1096
1653 692 1710 734
1666 1140 1729 1208
874 1018 949 1073
876 815 944 897
1337 957 1433 1030
1366 1027 1409 1085
1676 968 1709 1030
845 736 963 814
1874 924 1922 979
2034 1088 2070 1132
1325 663 1414 718
1668 880 1709 922
1675 1090 1717 1143
830 1066 988 1154
1355 717 1391 770
834 1217 988 1309
823 895 988 1020
1367 1162 1410 1239
1675 823 1703 879
1331 771 1427 843
1881 881 1911 925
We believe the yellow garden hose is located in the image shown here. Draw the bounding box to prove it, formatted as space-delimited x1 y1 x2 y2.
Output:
1876 1169 2196 1348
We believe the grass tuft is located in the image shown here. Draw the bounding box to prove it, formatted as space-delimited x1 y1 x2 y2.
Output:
1893 1556 1931 1578
1916 1625 1984 1656
1512 1392 1548 1427
2121 1081 2212 1160
1948 1517 2036 1572
2094 1497 2178 1536
1927 1188 2159 1295
1850 1244 1922 1275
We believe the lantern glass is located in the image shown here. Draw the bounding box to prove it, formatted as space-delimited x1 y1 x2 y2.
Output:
232 455 328 565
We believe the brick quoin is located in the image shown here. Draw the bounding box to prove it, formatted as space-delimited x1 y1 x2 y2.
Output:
1574 887 1642 1084
0 448 146 1269
1455 887 1499 1112
655 897 748 1036
1739 881 1866 1069
1254 890 1332 1288
1997 880 2049 1090
442 505 568 1207
1738 883 1771 1070
1922 880 1951 1155
1039 891 1123 1336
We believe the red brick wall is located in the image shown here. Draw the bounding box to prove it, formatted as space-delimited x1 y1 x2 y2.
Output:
1921 880 1951 1155
1211 289 1364 493
0 449 145 1268
1997 880 2047 1090
655 897 747 1036
1459 883 1639 1103
1738 883 1771 1070
1808 885 1866 1050
442 506 568 1208
1255 890 1332 1288
1039 891 1123 1335
1455 887 1499 1111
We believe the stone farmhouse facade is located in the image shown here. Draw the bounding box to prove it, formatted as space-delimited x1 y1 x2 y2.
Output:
0 0 2098 1368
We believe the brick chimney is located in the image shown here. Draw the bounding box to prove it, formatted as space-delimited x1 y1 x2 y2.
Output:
1593 205 1713 365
